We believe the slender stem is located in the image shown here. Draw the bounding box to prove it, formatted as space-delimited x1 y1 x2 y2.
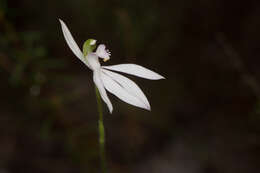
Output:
95 87 107 173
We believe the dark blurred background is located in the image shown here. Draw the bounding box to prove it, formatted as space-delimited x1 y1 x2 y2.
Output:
1 0 260 172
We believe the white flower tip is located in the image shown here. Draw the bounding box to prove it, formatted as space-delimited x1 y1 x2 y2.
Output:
90 39 97 45
58 18 64 25
142 100 151 111
145 105 151 111
160 75 166 80
107 101 113 113
151 73 165 80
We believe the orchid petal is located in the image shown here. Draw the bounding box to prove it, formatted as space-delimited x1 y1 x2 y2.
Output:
93 70 113 113
103 64 165 80
59 19 89 67
100 71 150 110
102 69 150 110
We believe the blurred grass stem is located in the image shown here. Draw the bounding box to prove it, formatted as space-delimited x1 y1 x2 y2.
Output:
95 87 107 173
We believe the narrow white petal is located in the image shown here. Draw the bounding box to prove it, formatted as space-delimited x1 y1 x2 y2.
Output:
102 64 165 80
93 70 113 113
100 71 150 110
102 69 150 110
59 19 89 67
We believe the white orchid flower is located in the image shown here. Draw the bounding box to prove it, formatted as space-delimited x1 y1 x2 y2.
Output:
59 19 165 113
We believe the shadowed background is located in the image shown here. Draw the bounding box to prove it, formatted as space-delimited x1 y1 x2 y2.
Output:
1 0 260 172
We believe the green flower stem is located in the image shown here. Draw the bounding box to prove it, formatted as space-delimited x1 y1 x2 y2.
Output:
95 87 107 173
83 39 106 172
